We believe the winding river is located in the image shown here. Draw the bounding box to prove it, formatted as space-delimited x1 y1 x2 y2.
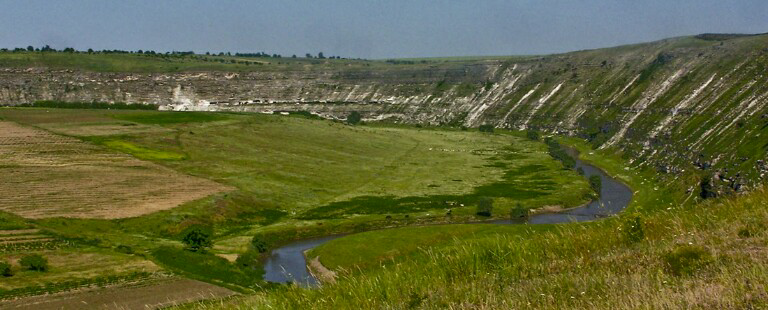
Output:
263 150 633 286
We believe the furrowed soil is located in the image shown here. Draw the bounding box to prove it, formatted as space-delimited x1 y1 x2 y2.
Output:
1 277 236 310
0 120 230 219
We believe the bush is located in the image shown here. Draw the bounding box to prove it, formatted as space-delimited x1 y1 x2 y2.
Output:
589 175 602 195
478 124 494 133
115 244 134 254
545 139 576 168
153 246 262 288
476 197 494 217
663 245 713 276
576 167 585 175
622 213 645 243
510 203 528 219
251 236 268 253
0 261 12 277
526 130 540 141
700 175 716 199
347 111 362 125
235 249 261 269
181 226 213 252
19 254 48 272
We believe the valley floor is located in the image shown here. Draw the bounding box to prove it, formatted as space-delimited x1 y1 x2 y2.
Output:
1 108 764 309
179 140 768 309
0 108 595 308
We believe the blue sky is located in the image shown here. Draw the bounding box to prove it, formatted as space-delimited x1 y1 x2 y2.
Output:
1 1 767 58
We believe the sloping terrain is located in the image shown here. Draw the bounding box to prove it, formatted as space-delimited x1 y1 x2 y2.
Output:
188 142 768 310
0 120 229 218
2 34 766 196
2 277 235 310
0 33 767 309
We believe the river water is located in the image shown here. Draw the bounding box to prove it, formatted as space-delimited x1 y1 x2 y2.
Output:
263 150 633 286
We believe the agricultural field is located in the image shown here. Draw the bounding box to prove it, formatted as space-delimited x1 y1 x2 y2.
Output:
2 277 235 310
0 107 594 306
0 108 592 230
0 118 230 219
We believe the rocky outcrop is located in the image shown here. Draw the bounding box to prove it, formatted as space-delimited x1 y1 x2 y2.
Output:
2 34 767 192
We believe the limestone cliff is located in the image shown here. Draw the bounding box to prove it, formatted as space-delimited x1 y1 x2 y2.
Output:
2 34 767 192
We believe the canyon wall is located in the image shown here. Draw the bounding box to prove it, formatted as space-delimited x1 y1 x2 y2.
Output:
2 34 767 193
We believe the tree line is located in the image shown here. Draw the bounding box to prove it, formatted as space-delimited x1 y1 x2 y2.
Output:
0 45 349 60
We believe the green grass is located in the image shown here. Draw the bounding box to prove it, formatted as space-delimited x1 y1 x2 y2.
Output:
112 111 232 124
204 151 768 310
152 246 262 292
0 211 32 230
0 246 159 292
101 139 187 160
308 224 553 272
1 108 594 291
304 136 649 273
106 111 590 225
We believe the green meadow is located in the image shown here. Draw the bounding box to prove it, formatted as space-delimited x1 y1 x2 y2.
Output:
0 107 593 295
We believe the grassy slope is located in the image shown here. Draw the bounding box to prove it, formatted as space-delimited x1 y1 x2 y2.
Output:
0 108 592 290
306 135 676 272
205 140 768 309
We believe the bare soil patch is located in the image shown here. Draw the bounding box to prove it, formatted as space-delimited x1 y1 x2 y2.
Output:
0 277 236 310
0 121 230 219
307 255 337 284
0 229 40 236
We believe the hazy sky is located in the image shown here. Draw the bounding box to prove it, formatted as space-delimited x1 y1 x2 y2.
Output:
1 1 767 59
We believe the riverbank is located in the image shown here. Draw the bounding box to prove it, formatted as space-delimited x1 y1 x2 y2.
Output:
201 143 768 309
265 142 632 283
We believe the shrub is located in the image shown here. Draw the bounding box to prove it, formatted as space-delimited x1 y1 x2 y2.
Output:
545 139 576 168
700 175 716 199
115 244 134 254
663 245 713 276
181 226 213 252
476 197 493 217
0 261 12 277
251 236 268 253
589 175 602 195
153 246 262 288
737 228 753 238
347 111 362 125
622 213 645 243
478 124 494 133
235 249 261 269
576 167 585 175
526 130 540 141
510 203 527 219
19 254 49 272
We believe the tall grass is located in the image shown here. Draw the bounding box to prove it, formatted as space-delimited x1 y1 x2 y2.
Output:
182 187 767 309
